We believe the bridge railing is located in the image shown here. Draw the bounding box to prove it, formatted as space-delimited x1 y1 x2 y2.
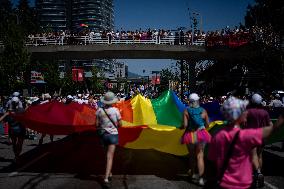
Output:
25 36 67 46
76 35 206 46
0 36 206 46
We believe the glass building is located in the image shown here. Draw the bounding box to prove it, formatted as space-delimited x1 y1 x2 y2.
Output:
72 0 114 31
36 0 114 32
36 0 68 31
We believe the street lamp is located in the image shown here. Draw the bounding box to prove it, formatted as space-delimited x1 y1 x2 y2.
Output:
188 9 202 44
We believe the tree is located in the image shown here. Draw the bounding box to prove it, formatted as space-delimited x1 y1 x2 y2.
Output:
0 0 12 39
160 67 180 92
245 0 284 33
17 0 38 34
0 20 30 94
88 67 104 93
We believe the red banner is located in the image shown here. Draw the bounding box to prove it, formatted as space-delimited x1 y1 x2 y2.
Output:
151 76 160 85
72 69 84 82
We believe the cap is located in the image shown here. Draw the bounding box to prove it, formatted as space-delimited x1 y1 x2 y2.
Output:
189 93 200 101
13 92 20 97
251 93 263 104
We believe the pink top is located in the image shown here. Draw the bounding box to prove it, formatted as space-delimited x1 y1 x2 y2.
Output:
208 127 263 189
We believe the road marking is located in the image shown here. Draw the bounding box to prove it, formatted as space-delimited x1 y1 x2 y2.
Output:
8 152 50 177
265 181 279 189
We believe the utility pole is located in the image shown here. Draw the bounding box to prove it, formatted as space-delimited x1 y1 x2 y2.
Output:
180 60 184 102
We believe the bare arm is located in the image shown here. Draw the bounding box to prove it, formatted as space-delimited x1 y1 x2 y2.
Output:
202 110 210 128
118 119 122 128
0 112 9 122
262 116 284 139
181 109 189 129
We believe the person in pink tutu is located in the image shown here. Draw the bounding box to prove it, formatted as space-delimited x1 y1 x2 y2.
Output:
181 93 211 186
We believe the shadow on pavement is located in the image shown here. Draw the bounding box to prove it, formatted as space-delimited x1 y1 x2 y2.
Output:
20 173 50 189
262 151 284 177
0 157 13 163
0 131 189 180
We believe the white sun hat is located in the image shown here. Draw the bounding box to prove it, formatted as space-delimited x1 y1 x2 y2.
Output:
100 91 118 105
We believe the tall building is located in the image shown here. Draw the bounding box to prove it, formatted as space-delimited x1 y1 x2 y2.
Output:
72 0 114 31
36 0 68 31
36 0 114 32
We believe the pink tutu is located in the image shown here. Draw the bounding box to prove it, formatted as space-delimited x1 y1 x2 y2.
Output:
181 129 211 144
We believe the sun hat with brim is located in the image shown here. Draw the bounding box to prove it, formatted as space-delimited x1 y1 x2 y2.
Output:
221 96 248 122
101 91 118 105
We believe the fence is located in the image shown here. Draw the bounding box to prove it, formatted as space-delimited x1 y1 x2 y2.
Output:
21 35 206 46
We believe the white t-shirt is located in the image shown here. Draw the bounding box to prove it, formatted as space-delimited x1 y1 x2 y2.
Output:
96 107 121 134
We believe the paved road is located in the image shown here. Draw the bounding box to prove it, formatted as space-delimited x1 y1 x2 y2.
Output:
0 133 283 189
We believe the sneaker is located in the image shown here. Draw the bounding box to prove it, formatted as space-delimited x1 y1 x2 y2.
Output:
256 173 264 188
192 174 199 180
198 177 205 186
104 178 109 183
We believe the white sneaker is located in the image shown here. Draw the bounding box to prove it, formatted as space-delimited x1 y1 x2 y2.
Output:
198 178 205 186
192 174 199 180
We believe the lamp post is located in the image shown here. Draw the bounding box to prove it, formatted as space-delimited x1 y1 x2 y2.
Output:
188 9 201 44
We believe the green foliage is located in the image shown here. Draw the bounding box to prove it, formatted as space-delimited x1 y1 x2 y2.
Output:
245 0 284 32
88 66 104 93
0 20 30 94
0 0 12 39
160 68 177 92
17 0 39 34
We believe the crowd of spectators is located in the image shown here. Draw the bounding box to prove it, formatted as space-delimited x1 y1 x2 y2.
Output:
25 25 280 48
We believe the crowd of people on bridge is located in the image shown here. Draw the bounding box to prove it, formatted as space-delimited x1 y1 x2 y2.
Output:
1 89 284 188
25 25 280 48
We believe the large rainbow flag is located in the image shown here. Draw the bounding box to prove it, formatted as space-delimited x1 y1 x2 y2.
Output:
16 90 284 156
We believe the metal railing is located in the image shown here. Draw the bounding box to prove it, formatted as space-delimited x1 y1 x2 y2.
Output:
1 36 206 47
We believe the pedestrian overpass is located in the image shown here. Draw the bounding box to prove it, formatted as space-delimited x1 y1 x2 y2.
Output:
0 36 260 60
28 45 260 61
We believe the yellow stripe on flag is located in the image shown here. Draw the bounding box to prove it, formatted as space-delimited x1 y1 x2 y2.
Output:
131 95 157 125
124 128 188 156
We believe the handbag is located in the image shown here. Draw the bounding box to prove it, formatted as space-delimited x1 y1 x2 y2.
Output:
96 129 106 136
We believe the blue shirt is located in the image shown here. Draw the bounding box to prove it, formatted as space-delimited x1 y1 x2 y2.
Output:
186 107 205 131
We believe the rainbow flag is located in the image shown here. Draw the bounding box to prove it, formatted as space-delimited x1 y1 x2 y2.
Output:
17 90 284 156
117 90 188 156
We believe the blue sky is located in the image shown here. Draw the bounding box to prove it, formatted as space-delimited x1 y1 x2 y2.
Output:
114 0 254 75
13 0 254 75
115 0 253 32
